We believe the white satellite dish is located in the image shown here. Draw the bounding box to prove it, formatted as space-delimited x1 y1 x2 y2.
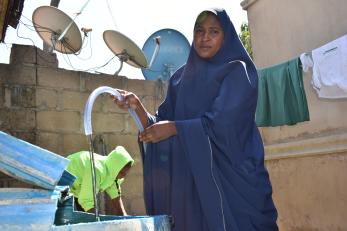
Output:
103 30 148 75
32 6 82 54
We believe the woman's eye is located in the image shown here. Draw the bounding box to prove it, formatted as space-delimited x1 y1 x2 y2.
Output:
194 28 204 35
209 29 220 35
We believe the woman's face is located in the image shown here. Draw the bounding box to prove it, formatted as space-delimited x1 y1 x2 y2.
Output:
193 13 224 59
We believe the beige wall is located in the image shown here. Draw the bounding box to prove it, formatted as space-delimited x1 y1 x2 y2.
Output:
243 0 347 69
0 44 166 215
243 0 347 144
242 0 347 230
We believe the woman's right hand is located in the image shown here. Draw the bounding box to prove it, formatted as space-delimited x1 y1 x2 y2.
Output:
112 90 141 111
111 89 149 129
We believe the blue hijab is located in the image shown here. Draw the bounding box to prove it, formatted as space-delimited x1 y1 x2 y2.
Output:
142 8 278 231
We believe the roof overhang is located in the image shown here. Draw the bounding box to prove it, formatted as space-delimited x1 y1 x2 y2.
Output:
0 0 25 42
240 0 258 10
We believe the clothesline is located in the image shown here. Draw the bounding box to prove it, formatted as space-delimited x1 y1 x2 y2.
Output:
255 33 347 127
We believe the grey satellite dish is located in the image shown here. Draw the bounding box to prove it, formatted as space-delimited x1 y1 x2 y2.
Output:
32 6 82 54
142 28 190 81
103 30 148 75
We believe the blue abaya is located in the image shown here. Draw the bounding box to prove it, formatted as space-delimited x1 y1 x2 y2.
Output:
140 8 278 231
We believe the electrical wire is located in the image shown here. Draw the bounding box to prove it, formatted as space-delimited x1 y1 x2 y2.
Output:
15 20 57 65
13 4 121 74
106 0 118 29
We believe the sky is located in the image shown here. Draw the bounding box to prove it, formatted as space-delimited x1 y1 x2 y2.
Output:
0 0 247 79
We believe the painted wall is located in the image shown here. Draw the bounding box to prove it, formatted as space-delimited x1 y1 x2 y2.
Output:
0 44 166 215
241 0 347 230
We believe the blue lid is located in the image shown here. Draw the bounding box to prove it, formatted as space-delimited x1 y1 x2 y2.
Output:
0 131 70 190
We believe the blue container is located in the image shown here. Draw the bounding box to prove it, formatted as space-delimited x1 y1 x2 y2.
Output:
52 215 171 231
53 196 171 231
0 187 61 231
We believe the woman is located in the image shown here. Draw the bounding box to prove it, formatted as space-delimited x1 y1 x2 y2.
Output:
114 8 278 231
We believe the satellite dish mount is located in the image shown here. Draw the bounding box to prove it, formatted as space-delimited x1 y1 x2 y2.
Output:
103 30 148 76
115 49 131 75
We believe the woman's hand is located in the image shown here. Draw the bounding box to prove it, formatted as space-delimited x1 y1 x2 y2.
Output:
111 90 149 129
139 120 177 143
111 90 141 111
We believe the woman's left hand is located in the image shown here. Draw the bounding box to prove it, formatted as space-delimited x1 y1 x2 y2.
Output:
139 120 177 143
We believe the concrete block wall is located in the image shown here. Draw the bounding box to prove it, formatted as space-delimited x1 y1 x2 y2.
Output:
0 44 166 215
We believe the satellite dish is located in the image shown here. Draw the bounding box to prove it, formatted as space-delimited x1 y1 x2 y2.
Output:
103 30 148 75
32 6 82 54
142 28 190 81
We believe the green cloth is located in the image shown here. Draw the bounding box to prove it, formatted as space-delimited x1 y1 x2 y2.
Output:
256 58 310 127
66 146 134 211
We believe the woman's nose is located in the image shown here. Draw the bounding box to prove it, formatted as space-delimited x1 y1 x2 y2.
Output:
202 31 210 41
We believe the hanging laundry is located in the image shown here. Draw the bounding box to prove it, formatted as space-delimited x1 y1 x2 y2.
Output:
300 53 313 72
311 34 347 98
256 58 310 127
